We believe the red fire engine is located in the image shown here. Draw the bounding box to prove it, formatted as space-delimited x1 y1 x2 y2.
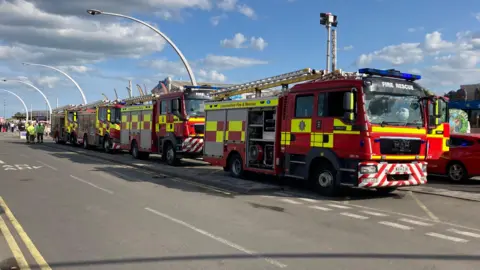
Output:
51 105 80 145
202 68 449 195
119 85 220 165
74 99 125 152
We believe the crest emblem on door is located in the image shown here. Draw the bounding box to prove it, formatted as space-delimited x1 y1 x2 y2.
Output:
299 120 306 131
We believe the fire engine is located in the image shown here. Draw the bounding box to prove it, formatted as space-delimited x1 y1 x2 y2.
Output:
51 104 80 145
75 98 130 152
119 84 221 165
202 68 449 195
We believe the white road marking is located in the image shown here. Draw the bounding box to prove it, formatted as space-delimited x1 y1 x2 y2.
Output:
170 177 233 195
145 207 287 268
36 160 57 171
273 192 292 197
425 232 468 243
0 160 4 164
399 218 433 227
378 221 413 230
409 191 440 222
69 175 114 194
340 212 369 220
19 154 29 158
280 198 302 205
309 205 331 211
447 228 480 239
298 198 318 203
360 210 388 217
327 204 351 209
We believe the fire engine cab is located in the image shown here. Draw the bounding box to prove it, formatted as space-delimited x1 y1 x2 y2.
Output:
203 68 449 195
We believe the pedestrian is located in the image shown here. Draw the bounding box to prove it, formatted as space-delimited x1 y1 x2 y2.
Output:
10 122 14 133
26 123 35 143
36 123 45 143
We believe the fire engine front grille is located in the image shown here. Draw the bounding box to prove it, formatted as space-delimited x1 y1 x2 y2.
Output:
379 138 421 155
194 124 205 134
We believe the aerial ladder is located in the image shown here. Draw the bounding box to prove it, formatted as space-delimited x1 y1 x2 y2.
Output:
211 68 359 100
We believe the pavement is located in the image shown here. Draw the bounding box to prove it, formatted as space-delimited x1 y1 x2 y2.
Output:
1 132 480 269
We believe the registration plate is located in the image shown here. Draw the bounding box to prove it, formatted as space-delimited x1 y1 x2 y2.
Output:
393 166 408 174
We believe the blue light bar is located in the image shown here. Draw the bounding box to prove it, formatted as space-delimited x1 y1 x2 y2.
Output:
358 68 421 81
184 85 224 90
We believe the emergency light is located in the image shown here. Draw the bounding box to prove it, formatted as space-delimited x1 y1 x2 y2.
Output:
358 68 421 81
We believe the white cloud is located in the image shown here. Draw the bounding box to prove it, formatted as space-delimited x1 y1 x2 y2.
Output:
220 33 248 48
407 27 424 33
198 69 227 82
475 12 480 22
250 37 268 51
343 45 354 51
217 0 237 10
355 29 480 90
210 14 227 26
202 54 268 70
35 76 62 89
237 4 256 19
221 33 268 50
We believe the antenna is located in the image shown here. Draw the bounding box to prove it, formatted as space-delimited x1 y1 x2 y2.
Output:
320 12 338 72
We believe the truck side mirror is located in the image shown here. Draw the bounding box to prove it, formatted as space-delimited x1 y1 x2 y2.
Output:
343 90 355 121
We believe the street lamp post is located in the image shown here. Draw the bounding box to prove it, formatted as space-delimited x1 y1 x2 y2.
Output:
0 89 29 121
86 9 198 86
21 62 88 104
3 79 53 123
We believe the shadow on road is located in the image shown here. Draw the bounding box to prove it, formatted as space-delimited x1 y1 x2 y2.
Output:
6 139 406 202
18 252 480 269
426 175 480 194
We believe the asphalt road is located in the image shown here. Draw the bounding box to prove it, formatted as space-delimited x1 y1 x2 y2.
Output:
0 133 480 269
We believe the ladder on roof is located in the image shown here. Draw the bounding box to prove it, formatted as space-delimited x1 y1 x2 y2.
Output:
211 68 359 100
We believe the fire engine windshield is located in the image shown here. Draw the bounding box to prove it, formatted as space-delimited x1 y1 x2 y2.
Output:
364 78 425 126
185 99 206 117
110 108 122 124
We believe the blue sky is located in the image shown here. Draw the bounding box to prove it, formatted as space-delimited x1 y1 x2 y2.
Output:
0 0 479 116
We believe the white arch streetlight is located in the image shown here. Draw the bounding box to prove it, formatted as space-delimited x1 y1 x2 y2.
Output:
0 89 29 121
22 62 88 104
86 9 198 86
3 79 53 123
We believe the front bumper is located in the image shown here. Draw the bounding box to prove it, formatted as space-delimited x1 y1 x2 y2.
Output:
358 161 427 188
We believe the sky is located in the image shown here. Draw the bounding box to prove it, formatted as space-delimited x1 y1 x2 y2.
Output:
0 0 479 116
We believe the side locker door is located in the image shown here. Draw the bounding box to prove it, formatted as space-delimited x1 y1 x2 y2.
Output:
204 107 226 158
287 94 314 155
310 93 326 149
157 100 168 152
166 99 175 134
120 108 129 146
140 107 153 151
130 110 139 143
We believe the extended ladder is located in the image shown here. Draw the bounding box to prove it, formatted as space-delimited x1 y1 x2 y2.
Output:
211 68 359 100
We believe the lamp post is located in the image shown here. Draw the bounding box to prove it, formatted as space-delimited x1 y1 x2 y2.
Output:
86 9 197 86
0 89 29 121
3 79 53 123
22 62 88 104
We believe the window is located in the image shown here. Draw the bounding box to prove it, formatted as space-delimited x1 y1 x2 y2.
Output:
317 93 325 116
160 100 167 114
450 137 474 147
98 108 107 121
325 91 349 117
295 95 314 117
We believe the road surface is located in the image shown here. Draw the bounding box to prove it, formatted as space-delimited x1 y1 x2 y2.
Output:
0 133 479 269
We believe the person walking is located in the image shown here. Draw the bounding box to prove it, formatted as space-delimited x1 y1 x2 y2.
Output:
36 123 45 143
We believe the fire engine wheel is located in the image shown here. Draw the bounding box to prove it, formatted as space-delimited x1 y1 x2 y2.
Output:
447 162 468 182
229 154 244 178
83 135 89 149
104 137 112 153
311 163 340 196
165 143 178 166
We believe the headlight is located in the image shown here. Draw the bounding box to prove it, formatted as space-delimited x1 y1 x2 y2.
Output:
360 165 377 174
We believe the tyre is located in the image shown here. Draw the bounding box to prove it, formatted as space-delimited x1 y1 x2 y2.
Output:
104 136 112 154
376 187 398 195
447 162 467 182
229 153 244 178
164 143 178 166
310 162 340 196
132 141 140 159
82 135 88 149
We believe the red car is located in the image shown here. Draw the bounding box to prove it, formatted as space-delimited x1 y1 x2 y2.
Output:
428 133 480 182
